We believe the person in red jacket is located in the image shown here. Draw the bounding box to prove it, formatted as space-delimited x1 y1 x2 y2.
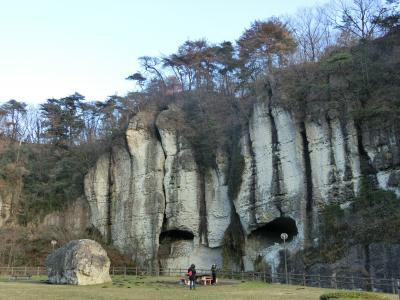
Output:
187 264 196 290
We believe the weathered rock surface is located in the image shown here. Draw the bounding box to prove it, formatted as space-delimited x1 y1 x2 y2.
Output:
85 111 165 267
84 98 400 275
156 106 201 238
45 239 111 285
41 197 89 235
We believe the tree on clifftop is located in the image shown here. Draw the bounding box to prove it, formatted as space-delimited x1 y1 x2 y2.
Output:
238 18 297 81
0 99 27 140
40 93 85 147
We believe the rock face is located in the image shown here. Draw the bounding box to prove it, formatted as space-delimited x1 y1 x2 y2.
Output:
85 111 165 268
84 98 400 276
40 197 89 235
46 239 111 285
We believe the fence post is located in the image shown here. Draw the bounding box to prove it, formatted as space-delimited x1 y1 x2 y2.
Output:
370 276 374 291
391 278 395 294
318 274 321 288
124 265 126 277
303 273 306 286
37 266 40 276
397 279 400 300
352 275 355 290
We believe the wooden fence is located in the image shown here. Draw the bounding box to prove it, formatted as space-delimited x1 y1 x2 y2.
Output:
1 266 399 295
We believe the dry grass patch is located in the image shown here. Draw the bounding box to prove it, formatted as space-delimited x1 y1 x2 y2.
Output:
0 276 397 300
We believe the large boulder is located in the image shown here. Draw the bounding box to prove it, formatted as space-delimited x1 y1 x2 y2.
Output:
45 239 111 285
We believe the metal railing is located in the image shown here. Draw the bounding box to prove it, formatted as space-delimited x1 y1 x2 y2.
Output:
1 266 399 295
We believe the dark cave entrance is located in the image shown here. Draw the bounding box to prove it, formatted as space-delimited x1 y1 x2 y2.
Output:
158 230 194 259
249 217 298 245
159 230 194 244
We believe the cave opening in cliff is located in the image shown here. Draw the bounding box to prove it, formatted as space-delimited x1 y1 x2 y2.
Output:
159 230 194 244
158 230 194 259
249 217 298 245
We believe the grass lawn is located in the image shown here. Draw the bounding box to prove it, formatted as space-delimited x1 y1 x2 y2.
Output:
0 276 397 300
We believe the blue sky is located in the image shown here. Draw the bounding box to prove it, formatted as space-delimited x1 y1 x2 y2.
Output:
0 0 328 104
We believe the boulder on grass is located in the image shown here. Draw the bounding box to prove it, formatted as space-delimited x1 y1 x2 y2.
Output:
45 239 111 285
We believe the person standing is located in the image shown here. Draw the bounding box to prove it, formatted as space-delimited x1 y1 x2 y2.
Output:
211 264 217 285
187 264 196 290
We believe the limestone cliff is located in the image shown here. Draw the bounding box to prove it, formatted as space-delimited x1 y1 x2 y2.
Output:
85 110 165 267
84 98 400 277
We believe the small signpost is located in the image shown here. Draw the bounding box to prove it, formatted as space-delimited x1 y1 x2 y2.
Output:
51 240 57 252
280 233 288 284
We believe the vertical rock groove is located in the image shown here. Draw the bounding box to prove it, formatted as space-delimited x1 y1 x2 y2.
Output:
300 122 313 244
326 116 336 167
268 105 283 212
106 149 114 244
155 124 167 223
154 124 167 268
326 115 339 200
355 121 376 177
198 173 208 245
339 118 354 182
125 134 135 228
247 129 257 226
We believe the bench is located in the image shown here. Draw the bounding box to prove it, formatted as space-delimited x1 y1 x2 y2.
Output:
9 274 32 281
200 276 216 285
180 277 189 286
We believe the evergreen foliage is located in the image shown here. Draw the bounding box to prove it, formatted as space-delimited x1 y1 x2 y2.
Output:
312 179 400 263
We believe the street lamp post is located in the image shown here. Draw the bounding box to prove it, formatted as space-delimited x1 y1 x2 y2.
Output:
280 233 289 284
51 240 57 252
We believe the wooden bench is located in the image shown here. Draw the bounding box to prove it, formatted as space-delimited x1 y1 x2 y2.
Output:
200 276 213 285
180 277 189 286
9 274 32 281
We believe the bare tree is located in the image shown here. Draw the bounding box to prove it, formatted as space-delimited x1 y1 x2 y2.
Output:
24 106 43 144
138 56 166 92
288 5 336 62
328 0 387 40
